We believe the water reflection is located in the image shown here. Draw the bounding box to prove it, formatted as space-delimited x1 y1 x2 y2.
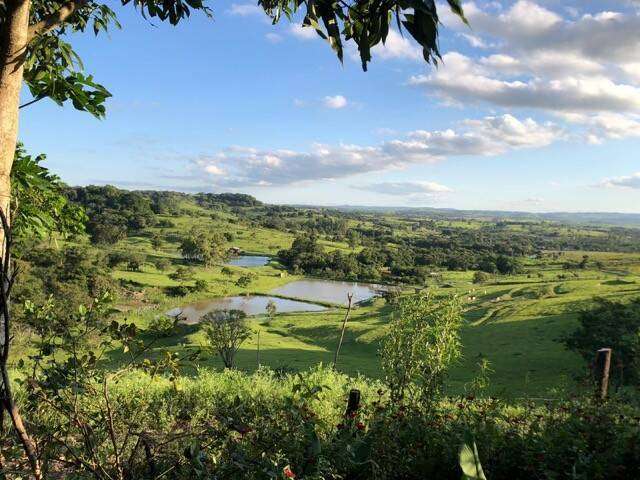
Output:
270 279 382 305
167 295 326 324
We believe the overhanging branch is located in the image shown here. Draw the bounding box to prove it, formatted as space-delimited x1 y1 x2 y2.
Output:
27 0 89 42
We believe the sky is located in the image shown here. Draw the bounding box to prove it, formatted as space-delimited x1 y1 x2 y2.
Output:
19 0 640 212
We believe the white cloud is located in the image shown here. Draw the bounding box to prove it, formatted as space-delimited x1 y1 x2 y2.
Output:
426 2 640 143
186 114 563 188
323 95 348 109
289 24 317 40
599 172 640 189
410 52 640 114
356 181 453 196
265 32 283 43
373 29 421 61
227 3 262 16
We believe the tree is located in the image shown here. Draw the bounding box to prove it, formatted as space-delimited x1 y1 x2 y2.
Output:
266 299 277 319
221 266 234 277
563 298 640 385
496 255 522 275
380 294 463 405
236 274 254 288
169 265 195 282
202 309 251 369
179 227 225 266
150 233 163 250
472 271 490 284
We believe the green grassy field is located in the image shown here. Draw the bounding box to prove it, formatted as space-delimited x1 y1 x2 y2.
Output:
99 206 640 398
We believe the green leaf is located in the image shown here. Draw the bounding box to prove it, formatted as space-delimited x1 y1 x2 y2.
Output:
459 431 487 480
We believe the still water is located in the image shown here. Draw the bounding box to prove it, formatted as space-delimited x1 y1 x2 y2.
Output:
270 279 381 305
167 295 326 324
225 256 270 267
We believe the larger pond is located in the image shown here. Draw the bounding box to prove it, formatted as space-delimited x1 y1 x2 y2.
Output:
225 255 270 267
167 295 326 324
270 279 382 306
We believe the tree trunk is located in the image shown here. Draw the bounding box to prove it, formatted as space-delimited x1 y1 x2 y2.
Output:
0 5 38 478
0 0 31 234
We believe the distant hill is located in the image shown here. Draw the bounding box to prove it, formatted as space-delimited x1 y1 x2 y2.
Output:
294 205 640 228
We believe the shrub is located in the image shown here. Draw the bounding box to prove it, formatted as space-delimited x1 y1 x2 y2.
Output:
380 294 463 405
169 266 195 282
473 271 490 284
202 310 252 368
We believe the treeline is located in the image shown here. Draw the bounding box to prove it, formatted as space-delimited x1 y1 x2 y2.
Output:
278 235 523 284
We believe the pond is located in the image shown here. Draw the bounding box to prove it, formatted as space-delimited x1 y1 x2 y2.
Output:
167 295 326 324
225 255 270 267
270 279 382 306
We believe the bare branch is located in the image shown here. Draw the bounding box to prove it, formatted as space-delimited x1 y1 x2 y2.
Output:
27 0 89 42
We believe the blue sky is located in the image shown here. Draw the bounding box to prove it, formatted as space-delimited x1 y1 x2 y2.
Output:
19 0 640 212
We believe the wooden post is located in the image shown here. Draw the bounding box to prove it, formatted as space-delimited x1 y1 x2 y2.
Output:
345 389 361 417
594 348 612 400
256 330 261 367
332 293 354 369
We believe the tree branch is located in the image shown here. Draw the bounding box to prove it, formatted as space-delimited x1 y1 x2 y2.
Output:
27 0 89 42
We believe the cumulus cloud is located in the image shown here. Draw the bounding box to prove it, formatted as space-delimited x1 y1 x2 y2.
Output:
355 181 453 197
426 1 640 142
599 172 640 189
323 95 348 109
187 114 562 188
410 52 640 113
372 29 421 61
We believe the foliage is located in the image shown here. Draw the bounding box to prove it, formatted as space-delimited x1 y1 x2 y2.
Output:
472 271 490 284
564 297 640 385
202 309 252 369
7 365 640 479
380 294 463 404
266 299 277 318
13 244 117 322
169 266 196 282
259 0 466 70
235 274 254 288
11 144 86 239
66 185 157 244
179 226 225 266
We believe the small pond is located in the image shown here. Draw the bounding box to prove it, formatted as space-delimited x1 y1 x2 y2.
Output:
167 295 326 324
270 279 383 306
225 255 270 267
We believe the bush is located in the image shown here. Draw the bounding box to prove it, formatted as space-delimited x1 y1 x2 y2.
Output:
12 366 640 480
154 257 171 271
564 297 640 385
194 279 208 292
202 309 252 368
381 294 463 405
473 271 490 284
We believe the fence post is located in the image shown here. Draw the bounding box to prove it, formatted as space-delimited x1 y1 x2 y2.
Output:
594 348 612 400
332 293 354 369
345 389 361 417
256 330 261 368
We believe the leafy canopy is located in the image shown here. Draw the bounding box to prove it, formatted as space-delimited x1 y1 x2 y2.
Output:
8 0 465 118
11 144 87 238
